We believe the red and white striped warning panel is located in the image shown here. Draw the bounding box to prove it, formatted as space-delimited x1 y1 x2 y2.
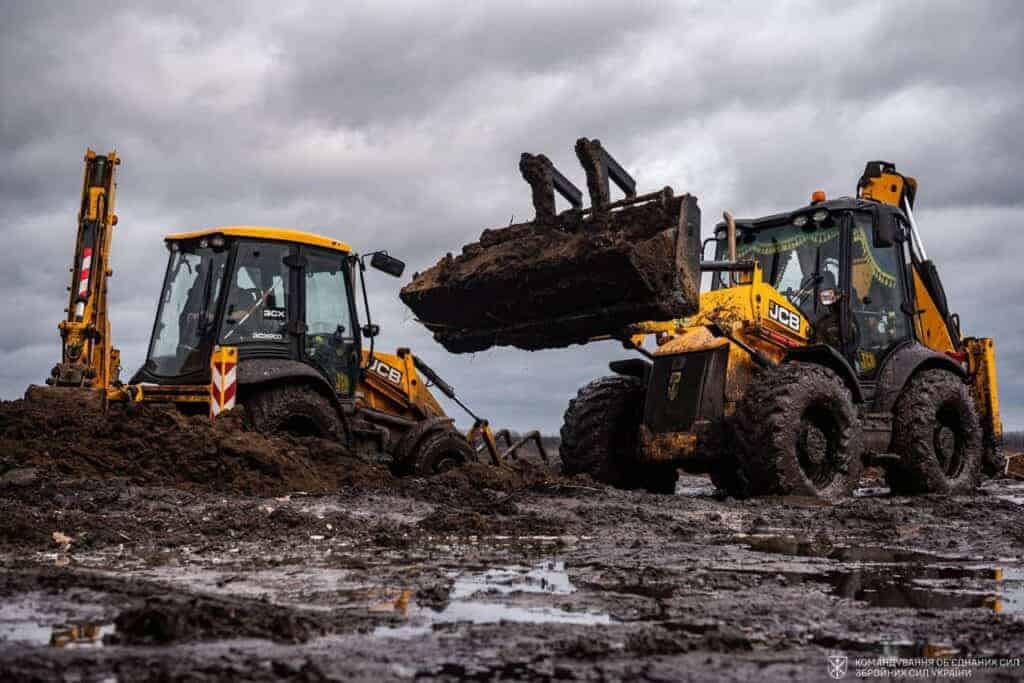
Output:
78 247 92 300
209 345 238 418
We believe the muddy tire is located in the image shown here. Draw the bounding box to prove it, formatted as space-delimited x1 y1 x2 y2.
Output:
982 438 1006 479
410 428 474 476
707 420 751 498
243 383 346 440
886 369 982 494
734 362 863 501
560 376 678 494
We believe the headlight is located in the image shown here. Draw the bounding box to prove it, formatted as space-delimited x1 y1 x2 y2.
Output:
793 214 809 228
210 235 225 248
812 209 829 223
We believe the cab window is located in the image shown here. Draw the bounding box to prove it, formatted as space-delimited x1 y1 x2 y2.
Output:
220 242 291 345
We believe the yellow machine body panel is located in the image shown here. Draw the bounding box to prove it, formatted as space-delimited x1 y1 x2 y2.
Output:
658 263 810 361
358 349 444 421
910 267 957 353
965 336 1003 453
165 226 352 253
858 167 918 209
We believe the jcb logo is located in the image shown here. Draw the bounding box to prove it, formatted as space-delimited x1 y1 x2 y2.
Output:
768 301 801 332
369 359 403 385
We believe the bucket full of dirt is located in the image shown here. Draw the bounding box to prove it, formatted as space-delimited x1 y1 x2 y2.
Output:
400 138 702 353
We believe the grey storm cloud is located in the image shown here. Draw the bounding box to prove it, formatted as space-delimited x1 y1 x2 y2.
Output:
1 1 1022 433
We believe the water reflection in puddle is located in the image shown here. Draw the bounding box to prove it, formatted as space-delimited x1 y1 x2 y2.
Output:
0 593 118 648
374 561 611 638
0 600 115 648
735 534 1024 614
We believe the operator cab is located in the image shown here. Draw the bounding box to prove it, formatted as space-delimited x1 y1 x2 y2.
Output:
712 197 914 378
133 226 369 394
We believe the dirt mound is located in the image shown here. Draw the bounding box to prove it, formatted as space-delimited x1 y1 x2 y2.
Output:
0 399 391 497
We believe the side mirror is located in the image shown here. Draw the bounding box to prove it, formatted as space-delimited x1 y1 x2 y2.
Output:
361 323 380 338
369 252 405 278
873 209 899 248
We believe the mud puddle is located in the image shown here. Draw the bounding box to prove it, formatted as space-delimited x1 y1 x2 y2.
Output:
374 560 612 638
0 592 115 648
735 533 1024 613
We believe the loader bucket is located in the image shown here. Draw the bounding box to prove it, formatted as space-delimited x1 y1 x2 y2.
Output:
400 138 702 353
24 384 106 413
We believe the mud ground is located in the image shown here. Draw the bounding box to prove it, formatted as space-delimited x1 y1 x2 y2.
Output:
1 400 1023 681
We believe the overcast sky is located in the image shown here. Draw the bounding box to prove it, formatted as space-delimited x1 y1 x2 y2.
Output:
2 1 1021 434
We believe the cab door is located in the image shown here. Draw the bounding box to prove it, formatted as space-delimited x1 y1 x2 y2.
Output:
301 247 360 396
846 213 914 378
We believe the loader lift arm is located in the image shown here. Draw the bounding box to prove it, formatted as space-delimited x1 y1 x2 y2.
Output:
47 149 121 395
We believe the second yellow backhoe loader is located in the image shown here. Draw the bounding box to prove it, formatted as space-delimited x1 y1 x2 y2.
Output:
27 150 546 475
402 140 1003 499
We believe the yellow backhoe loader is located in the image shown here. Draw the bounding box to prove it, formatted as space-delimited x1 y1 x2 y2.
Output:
402 140 1002 499
27 149 546 475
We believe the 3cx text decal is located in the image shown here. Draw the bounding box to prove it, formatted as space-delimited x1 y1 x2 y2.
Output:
368 358 403 384
768 301 801 332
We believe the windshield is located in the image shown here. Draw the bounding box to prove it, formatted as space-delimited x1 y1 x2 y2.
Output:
714 219 841 322
146 243 228 377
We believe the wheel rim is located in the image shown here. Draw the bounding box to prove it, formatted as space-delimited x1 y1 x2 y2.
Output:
433 454 461 473
934 405 965 478
796 407 840 489
278 414 325 438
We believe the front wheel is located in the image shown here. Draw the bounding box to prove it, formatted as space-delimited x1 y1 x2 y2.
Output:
733 362 863 501
560 376 678 494
409 429 474 476
886 369 982 494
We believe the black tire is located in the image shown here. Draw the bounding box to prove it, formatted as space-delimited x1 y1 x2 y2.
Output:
243 383 346 440
559 376 678 494
707 419 751 498
982 437 1006 479
410 429 474 476
886 369 982 494
734 362 863 501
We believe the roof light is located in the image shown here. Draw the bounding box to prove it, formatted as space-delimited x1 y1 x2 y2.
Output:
811 190 826 203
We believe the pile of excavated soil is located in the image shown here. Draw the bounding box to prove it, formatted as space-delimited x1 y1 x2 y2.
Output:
0 399 391 497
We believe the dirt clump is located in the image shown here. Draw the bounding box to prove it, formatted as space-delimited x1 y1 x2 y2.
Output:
0 399 391 497
113 593 329 645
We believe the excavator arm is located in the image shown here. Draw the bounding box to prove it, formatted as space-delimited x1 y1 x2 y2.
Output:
858 161 1003 472
45 149 121 398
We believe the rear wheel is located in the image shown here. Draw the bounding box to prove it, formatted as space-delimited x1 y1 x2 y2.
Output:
734 363 863 501
887 369 982 494
243 383 346 440
409 428 474 476
560 376 678 494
